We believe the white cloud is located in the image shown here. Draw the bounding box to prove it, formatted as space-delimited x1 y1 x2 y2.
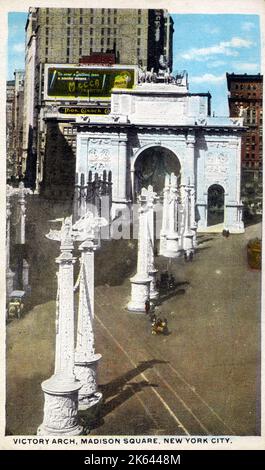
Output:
207 60 226 68
232 62 259 72
12 42 25 53
180 37 253 61
190 73 225 84
241 22 255 32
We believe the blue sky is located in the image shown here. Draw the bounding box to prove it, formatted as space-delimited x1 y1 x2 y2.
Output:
8 12 261 116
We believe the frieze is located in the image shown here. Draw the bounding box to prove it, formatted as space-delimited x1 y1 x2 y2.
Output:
205 152 229 186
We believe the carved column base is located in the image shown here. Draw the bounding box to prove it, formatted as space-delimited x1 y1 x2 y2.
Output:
149 269 159 300
127 274 151 312
163 233 181 258
183 232 195 256
37 374 83 436
74 353 102 411
6 269 15 298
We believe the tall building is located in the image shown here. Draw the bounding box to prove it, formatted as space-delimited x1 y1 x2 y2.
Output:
226 73 263 211
22 7 174 191
13 70 25 178
6 80 15 179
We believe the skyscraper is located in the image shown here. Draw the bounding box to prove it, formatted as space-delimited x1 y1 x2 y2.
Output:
226 73 263 212
22 7 174 190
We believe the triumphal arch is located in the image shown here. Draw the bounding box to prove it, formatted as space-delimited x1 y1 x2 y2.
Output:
74 71 245 233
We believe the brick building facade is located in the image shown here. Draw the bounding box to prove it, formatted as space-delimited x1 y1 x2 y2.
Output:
226 73 263 211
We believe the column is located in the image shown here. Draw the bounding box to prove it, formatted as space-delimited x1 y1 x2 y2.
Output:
74 238 102 411
163 173 181 258
143 185 159 301
128 191 151 312
6 190 15 297
38 217 82 436
182 184 195 258
159 174 170 256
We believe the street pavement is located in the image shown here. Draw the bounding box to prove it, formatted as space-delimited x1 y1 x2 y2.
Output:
6 210 262 436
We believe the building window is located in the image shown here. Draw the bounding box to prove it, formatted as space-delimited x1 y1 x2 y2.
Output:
46 37 49 46
90 8 93 13
45 47 48 55
101 17 104 24
108 17 110 24
67 8 71 14
46 27 49 35
138 15 141 24
102 8 105 13
79 48 82 55
108 8 111 14
67 47 70 56
90 28 93 34
101 38 104 46
90 47 93 54
137 28 141 35
80 16 83 24
101 28 104 35
90 37 93 45
80 27 83 34
137 38 141 46
114 9 117 14
107 38 110 46
108 28 111 34
101 47 104 52
67 38 70 46
67 16 71 25
114 17 117 24
90 17 93 24
79 37 82 45
67 27 70 35
137 48 140 56
114 28 117 35
46 16 49 25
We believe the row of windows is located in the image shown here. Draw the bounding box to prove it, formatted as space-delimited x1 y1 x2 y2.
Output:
66 8 118 14
244 161 262 168
234 83 258 90
66 16 118 25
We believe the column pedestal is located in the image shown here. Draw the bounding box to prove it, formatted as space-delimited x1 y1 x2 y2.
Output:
163 232 181 258
37 374 82 436
149 268 159 300
75 353 102 412
127 273 151 312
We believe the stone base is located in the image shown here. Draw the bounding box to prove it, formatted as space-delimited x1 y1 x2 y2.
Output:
197 223 245 234
74 353 102 408
38 373 83 436
162 233 181 258
37 423 83 436
149 269 159 301
127 274 151 312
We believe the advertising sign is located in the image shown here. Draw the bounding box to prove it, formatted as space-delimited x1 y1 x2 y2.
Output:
45 65 136 101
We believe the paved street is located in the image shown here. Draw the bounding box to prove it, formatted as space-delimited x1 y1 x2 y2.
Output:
6 200 261 436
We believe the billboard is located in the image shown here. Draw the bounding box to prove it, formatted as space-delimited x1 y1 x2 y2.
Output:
45 65 136 101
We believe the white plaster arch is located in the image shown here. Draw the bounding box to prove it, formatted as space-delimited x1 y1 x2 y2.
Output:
131 142 182 171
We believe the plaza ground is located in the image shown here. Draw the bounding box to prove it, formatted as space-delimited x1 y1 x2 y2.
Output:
6 198 262 436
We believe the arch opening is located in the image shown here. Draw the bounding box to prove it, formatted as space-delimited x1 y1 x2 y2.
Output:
133 146 181 198
207 184 225 226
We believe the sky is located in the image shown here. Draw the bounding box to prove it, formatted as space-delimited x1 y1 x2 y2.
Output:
8 11 261 116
